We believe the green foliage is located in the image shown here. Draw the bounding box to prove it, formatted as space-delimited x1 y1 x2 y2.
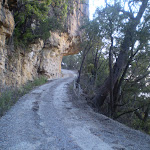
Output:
35 17 62 41
14 0 69 47
132 116 150 134
62 54 81 69
0 76 47 117
78 19 109 86
52 0 68 18
32 76 48 86
0 91 12 116
86 63 94 74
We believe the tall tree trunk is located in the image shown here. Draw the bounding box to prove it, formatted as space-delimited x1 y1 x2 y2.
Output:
92 48 98 82
109 34 113 117
113 44 140 113
76 53 86 85
93 0 148 108
76 45 92 86
113 60 130 112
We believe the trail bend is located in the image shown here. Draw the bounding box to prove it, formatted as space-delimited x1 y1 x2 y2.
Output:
0 70 150 150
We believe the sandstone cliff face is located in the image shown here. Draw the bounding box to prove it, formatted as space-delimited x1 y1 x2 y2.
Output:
0 0 89 87
0 0 15 86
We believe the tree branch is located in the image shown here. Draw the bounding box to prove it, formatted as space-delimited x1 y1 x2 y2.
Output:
114 100 150 119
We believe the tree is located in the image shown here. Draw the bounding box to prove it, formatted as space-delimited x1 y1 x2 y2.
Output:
93 0 149 114
72 0 150 133
76 19 102 86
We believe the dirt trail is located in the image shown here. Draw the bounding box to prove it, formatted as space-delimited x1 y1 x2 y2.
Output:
0 70 150 150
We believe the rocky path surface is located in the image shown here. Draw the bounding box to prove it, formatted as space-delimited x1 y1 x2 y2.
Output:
0 70 150 150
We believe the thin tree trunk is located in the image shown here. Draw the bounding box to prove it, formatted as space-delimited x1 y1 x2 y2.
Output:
76 45 92 86
76 53 86 85
109 35 113 117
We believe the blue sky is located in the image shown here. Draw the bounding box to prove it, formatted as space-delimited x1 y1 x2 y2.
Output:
89 0 105 19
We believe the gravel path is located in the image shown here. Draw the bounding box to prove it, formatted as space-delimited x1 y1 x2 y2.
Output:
0 70 150 150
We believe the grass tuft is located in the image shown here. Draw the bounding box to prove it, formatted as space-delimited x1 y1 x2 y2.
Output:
0 76 47 117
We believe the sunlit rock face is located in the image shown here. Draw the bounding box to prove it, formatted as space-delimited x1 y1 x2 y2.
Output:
39 32 80 79
4 39 44 86
0 0 89 87
0 0 15 86
39 0 89 79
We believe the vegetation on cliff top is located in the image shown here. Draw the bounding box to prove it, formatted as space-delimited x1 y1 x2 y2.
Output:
14 0 68 47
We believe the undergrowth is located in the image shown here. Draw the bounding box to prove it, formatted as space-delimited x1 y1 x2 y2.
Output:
0 76 47 117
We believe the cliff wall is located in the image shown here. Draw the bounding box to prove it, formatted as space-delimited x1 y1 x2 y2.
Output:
0 0 89 87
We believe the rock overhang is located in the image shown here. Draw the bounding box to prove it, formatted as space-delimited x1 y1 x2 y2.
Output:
0 0 89 86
